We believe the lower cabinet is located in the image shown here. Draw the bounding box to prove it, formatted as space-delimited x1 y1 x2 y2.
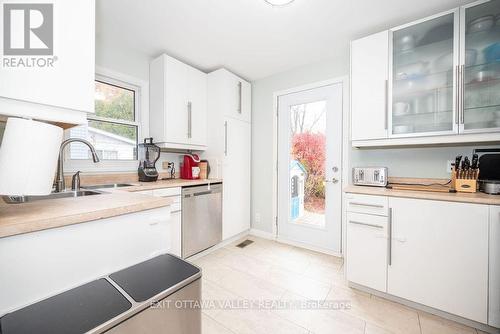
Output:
345 193 492 325
346 212 388 292
387 197 489 324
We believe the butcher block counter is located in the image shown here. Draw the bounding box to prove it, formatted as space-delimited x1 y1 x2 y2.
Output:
0 192 172 238
344 185 500 206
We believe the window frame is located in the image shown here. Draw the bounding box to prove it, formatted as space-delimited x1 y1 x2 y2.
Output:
64 68 148 174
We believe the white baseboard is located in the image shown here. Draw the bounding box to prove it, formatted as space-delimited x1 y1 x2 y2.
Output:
276 236 343 258
349 282 500 334
186 230 250 262
249 228 275 240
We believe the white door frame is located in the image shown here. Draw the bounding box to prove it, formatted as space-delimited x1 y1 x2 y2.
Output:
271 76 350 257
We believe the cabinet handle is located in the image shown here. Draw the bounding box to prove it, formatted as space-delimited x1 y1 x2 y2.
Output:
224 121 228 156
187 102 192 139
388 208 393 266
384 79 388 130
460 64 465 125
349 202 384 208
237 82 242 114
348 220 384 229
455 65 460 125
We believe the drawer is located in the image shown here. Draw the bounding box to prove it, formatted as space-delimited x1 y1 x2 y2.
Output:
152 187 181 197
345 193 388 216
170 201 181 213
135 190 153 196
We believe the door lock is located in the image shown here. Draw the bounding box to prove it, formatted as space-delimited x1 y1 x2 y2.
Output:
332 166 339 172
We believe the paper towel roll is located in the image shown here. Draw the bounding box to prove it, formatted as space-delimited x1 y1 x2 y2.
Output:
0 118 63 196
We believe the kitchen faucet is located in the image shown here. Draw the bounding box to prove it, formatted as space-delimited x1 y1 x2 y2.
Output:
54 138 100 192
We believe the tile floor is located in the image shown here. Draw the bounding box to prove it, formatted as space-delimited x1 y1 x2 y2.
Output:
192 235 485 334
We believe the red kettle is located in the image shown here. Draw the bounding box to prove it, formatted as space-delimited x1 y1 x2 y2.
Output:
180 154 201 179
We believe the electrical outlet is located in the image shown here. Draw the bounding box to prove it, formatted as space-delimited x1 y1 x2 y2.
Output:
446 160 455 173
255 213 261 224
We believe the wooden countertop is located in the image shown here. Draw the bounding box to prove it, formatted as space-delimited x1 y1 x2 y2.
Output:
121 178 223 192
344 185 500 206
0 192 172 239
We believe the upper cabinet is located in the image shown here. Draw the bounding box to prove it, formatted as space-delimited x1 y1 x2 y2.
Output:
390 10 458 137
0 0 95 126
150 54 207 150
208 69 251 123
351 31 389 141
462 0 500 133
351 0 500 147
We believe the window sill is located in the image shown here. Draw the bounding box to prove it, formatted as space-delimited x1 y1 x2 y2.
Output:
63 159 139 174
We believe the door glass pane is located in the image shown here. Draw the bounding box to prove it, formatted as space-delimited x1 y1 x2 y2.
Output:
289 101 326 228
463 0 500 130
392 13 455 135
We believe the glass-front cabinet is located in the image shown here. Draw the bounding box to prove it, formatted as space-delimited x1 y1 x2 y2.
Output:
389 0 500 137
390 11 458 137
462 0 500 133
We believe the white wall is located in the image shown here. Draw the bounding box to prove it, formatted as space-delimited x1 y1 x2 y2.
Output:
251 56 500 235
251 56 350 233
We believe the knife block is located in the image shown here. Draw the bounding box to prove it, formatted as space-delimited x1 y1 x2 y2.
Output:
452 168 479 193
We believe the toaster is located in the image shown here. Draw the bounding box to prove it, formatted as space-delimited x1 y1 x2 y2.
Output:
353 167 388 187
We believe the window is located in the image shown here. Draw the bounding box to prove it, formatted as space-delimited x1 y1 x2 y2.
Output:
68 77 139 161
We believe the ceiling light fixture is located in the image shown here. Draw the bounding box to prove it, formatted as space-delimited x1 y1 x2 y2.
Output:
264 0 296 7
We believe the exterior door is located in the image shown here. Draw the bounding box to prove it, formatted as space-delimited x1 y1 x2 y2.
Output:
277 83 343 253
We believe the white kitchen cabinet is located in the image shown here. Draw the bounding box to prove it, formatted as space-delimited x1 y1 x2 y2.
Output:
351 31 389 141
207 69 251 123
490 205 500 328
222 117 251 239
0 0 95 125
351 1 500 147
387 197 489 323
150 54 207 150
346 212 388 292
0 206 171 316
206 69 251 240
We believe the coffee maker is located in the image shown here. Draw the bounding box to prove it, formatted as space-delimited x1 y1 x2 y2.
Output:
180 154 201 179
138 138 160 182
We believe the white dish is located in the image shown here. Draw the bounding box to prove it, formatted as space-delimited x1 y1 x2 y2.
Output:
393 124 414 134
396 61 429 80
468 15 494 33
393 102 411 116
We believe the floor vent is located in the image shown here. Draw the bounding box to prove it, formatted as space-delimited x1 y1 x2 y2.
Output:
236 240 254 248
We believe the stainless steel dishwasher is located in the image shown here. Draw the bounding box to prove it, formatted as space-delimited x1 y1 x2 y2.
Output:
182 183 222 258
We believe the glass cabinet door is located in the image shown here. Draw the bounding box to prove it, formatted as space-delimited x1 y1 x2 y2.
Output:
461 0 500 133
390 12 458 137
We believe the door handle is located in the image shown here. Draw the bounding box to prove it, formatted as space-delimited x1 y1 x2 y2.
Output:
384 79 388 130
187 101 192 138
348 202 383 208
326 178 339 184
348 220 384 229
455 65 460 125
460 64 465 125
224 121 228 156
237 82 242 114
388 208 393 266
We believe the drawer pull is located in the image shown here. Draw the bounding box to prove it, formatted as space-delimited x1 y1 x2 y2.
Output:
349 202 384 208
348 220 384 229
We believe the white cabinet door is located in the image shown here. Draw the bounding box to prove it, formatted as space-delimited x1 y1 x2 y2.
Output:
346 212 388 292
388 197 488 323
240 80 252 123
351 31 389 141
222 118 251 240
0 0 95 121
188 67 208 147
150 54 207 150
165 56 189 145
490 206 500 328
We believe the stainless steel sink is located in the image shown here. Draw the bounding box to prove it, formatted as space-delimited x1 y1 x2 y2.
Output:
83 183 135 190
3 190 104 204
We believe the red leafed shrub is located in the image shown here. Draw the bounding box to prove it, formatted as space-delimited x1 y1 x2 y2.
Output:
292 132 326 200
